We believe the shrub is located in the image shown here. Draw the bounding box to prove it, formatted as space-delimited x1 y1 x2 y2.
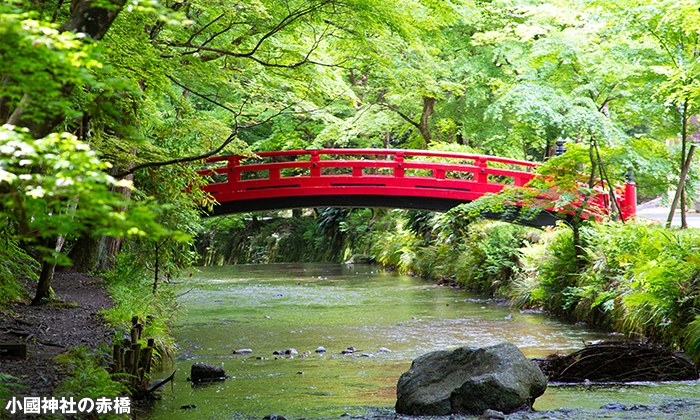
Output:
514 221 700 362
511 225 581 315
101 253 180 367
0 234 37 305
55 347 128 400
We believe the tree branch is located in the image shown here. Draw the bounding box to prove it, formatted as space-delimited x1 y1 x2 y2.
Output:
382 102 420 130
112 103 297 178
165 74 240 115
185 14 225 44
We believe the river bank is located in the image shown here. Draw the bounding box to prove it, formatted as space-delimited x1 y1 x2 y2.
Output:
0 271 116 397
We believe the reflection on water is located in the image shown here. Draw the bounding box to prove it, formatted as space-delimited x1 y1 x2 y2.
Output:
143 263 697 419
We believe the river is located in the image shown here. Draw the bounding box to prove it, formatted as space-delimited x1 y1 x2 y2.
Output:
144 263 700 420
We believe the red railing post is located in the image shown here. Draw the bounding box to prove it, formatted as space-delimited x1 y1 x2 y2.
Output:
622 169 637 220
476 158 488 183
310 151 321 177
394 152 404 178
228 156 241 183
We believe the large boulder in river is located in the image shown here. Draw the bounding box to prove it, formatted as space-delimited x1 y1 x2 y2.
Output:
395 343 546 415
191 362 226 381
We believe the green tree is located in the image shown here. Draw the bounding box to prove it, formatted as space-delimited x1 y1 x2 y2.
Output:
0 126 168 303
599 0 700 228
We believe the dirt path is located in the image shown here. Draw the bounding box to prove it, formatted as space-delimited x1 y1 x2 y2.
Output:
0 271 116 397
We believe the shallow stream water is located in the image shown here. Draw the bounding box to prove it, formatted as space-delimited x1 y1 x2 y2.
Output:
143 263 699 420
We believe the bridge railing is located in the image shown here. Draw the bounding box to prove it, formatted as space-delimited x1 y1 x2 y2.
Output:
199 148 539 185
197 149 636 221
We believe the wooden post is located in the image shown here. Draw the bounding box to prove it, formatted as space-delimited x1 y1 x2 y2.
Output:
118 347 125 374
142 339 155 380
124 349 133 372
113 344 122 373
131 343 142 384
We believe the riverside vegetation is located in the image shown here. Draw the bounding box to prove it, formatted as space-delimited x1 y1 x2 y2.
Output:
196 208 700 366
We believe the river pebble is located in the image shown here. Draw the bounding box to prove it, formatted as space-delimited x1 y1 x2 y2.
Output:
480 409 505 419
348 399 700 420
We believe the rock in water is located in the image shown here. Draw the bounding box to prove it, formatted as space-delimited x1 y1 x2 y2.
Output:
395 343 546 416
191 362 226 381
480 409 506 419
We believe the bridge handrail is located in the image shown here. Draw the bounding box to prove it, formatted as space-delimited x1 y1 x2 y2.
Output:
198 160 537 181
203 149 539 169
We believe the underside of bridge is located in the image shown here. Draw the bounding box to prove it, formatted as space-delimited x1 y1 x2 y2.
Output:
201 195 568 228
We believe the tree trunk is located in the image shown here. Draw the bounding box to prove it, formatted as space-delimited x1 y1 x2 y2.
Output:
681 101 689 229
417 96 435 148
0 76 11 124
32 235 64 305
457 131 466 146
98 151 135 270
666 144 696 229
681 188 687 229
668 100 692 229
32 259 57 305
67 234 100 272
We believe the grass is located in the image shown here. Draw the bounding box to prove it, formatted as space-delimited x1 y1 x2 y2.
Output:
100 252 181 369
55 347 128 400
0 237 37 305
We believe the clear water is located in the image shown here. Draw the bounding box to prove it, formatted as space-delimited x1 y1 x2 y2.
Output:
143 263 699 419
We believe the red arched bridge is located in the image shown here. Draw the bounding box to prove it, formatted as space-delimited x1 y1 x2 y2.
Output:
197 149 636 226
